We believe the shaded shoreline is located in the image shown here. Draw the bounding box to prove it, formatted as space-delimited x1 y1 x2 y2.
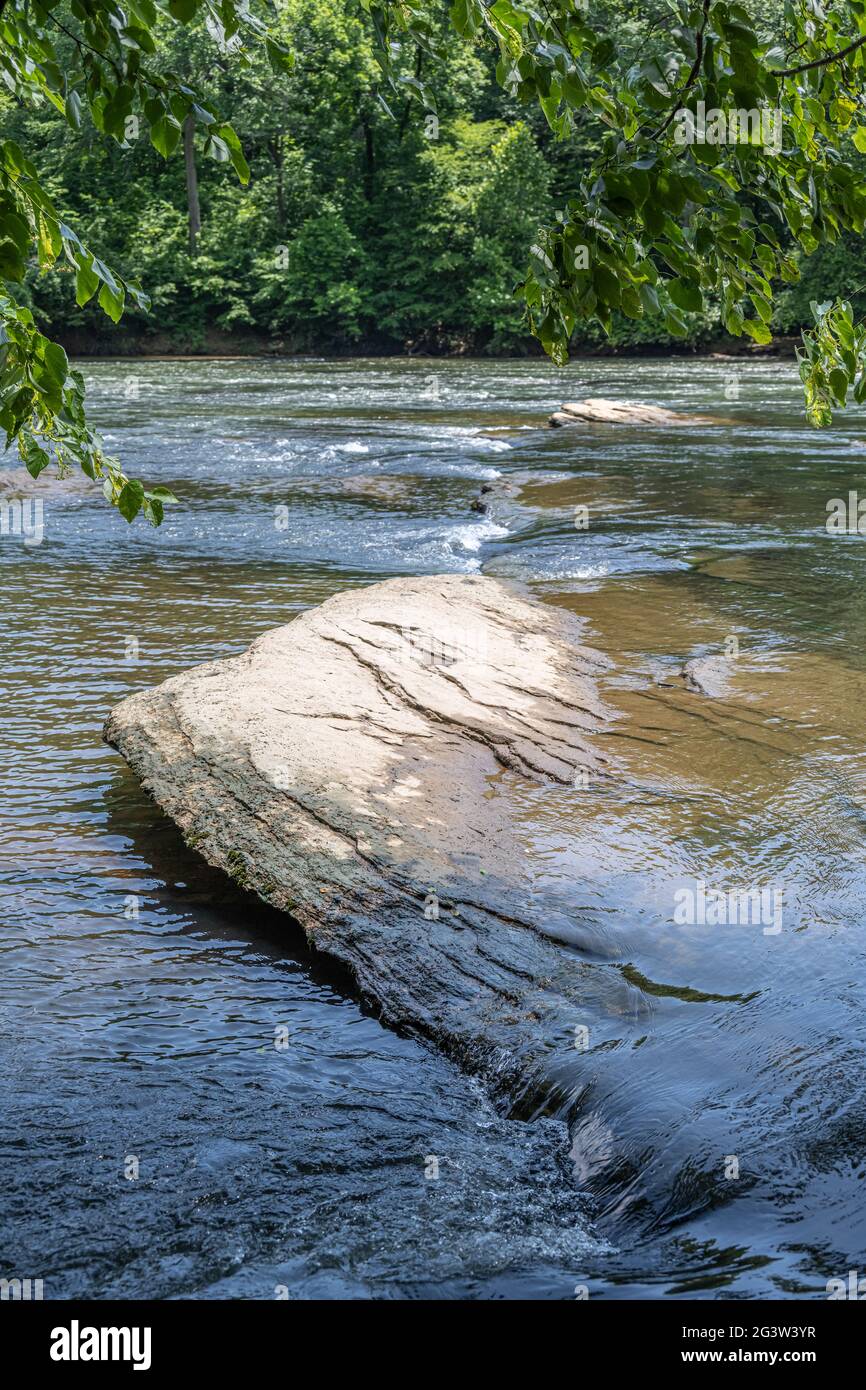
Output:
56 330 801 362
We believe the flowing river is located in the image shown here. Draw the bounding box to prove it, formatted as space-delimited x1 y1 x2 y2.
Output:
2 356 865 1299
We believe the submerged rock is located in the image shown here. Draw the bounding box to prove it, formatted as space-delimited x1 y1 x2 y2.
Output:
0 465 97 497
470 482 494 514
549 398 717 427
678 655 733 698
104 575 620 1090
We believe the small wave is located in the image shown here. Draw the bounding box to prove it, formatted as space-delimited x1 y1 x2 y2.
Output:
446 519 510 554
437 462 502 481
337 442 370 454
546 564 610 580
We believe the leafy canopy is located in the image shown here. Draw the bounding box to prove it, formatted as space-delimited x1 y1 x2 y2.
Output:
371 0 866 425
3 0 866 519
0 0 289 522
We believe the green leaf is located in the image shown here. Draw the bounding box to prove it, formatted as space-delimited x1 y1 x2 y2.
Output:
593 265 622 310
65 91 82 130
638 282 660 316
450 0 483 38
751 292 774 325
167 0 200 20
663 308 689 338
42 340 68 382
742 319 772 346
829 367 850 406
118 479 146 522
667 278 703 313
98 280 125 323
265 38 294 75
37 214 61 267
604 169 649 208
725 306 745 336
150 115 182 159
75 258 100 307
212 125 250 184
207 134 230 164
20 433 51 478
1 210 31 257
620 283 643 319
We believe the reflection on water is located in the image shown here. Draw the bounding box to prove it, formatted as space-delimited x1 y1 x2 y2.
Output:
2 355 865 1298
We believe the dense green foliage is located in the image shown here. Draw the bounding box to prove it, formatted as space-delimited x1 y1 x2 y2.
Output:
5 1 866 517
1 0 791 358
3 2 563 356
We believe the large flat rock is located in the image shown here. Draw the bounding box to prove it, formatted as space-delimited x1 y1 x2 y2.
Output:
104 572 857 1253
549 398 718 427
104 575 624 1091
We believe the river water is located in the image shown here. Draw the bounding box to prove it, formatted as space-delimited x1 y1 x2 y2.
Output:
1 356 865 1299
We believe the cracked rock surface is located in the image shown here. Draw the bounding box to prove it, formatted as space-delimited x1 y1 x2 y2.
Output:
104 574 621 1092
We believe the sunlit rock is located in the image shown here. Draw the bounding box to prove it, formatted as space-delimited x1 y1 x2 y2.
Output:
104 574 619 1084
549 397 717 427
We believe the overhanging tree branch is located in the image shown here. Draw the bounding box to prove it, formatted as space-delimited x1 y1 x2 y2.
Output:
778 33 866 77
652 0 712 140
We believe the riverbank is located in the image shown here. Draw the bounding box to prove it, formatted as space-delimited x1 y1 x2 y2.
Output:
54 326 802 360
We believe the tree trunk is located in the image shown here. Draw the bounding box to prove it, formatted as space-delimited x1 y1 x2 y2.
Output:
269 135 286 231
183 114 201 257
362 117 375 202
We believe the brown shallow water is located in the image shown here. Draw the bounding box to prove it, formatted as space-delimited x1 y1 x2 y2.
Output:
2 355 866 1297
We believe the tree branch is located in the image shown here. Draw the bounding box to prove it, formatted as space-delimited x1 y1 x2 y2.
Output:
652 0 711 140
778 33 866 76
33 0 123 81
